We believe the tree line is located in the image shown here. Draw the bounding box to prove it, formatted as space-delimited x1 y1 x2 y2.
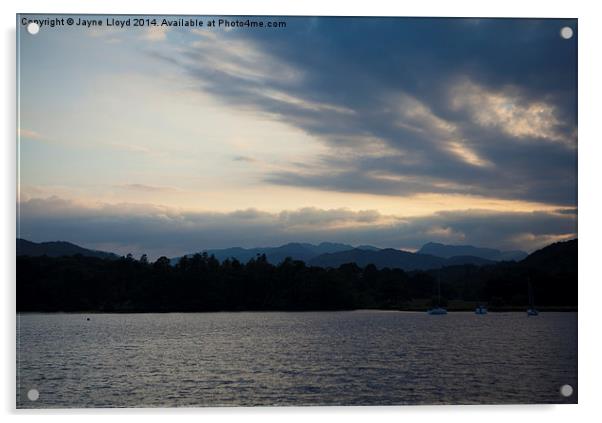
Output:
17 249 577 312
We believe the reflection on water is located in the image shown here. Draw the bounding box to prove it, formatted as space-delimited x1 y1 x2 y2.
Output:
17 311 577 407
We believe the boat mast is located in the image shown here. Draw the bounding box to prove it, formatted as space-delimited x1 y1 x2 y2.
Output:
437 273 441 306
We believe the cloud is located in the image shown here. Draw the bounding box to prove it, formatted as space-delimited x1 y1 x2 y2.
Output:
117 184 180 193
148 18 576 207
232 155 256 163
181 31 301 85
142 26 168 42
449 79 573 146
18 196 576 259
277 207 387 229
259 88 355 115
106 142 152 155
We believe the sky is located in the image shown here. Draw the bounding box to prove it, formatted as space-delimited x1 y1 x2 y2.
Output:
17 16 577 259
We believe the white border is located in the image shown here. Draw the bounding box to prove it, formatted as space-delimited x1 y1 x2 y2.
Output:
3 1 601 422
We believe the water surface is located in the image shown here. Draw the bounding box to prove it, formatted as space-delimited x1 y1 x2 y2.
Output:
17 311 577 407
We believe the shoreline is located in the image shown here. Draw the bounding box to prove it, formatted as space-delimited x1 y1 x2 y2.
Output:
16 307 578 314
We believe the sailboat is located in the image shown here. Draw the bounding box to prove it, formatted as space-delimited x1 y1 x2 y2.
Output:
526 278 539 316
475 305 488 315
428 274 448 315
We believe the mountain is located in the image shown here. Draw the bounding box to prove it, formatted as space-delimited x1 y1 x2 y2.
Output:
509 238 578 307
17 238 120 260
308 248 494 271
174 242 499 270
173 242 360 265
356 245 381 251
417 242 527 261
17 238 534 271
520 239 577 270
444 255 496 266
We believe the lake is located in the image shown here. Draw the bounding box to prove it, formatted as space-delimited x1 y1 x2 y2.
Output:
16 311 577 408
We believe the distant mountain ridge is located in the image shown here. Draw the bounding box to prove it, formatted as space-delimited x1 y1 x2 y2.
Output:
17 239 120 260
16 238 533 272
174 241 526 270
175 243 496 271
308 248 494 271
173 242 358 266
417 242 527 261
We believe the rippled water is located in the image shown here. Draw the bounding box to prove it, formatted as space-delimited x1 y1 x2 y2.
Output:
17 311 577 408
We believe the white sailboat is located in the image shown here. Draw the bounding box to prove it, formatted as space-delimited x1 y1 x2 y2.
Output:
428 275 447 315
527 278 539 316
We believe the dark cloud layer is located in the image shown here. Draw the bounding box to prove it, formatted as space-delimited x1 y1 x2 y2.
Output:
157 17 577 206
18 197 576 260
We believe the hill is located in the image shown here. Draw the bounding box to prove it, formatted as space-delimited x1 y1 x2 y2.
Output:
173 242 357 265
418 242 527 261
175 242 506 270
308 248 493 270
520 239 577 271
17 238 120 260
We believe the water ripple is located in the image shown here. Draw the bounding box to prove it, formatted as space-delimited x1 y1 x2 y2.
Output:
17 311 577 407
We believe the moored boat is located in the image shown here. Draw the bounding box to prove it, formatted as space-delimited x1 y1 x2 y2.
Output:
427 274 447 315
475 305 488 315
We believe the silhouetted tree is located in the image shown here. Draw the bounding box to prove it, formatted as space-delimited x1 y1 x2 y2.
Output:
16 240 577 312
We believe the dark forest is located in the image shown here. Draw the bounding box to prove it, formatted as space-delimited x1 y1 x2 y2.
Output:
17 239 577 312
